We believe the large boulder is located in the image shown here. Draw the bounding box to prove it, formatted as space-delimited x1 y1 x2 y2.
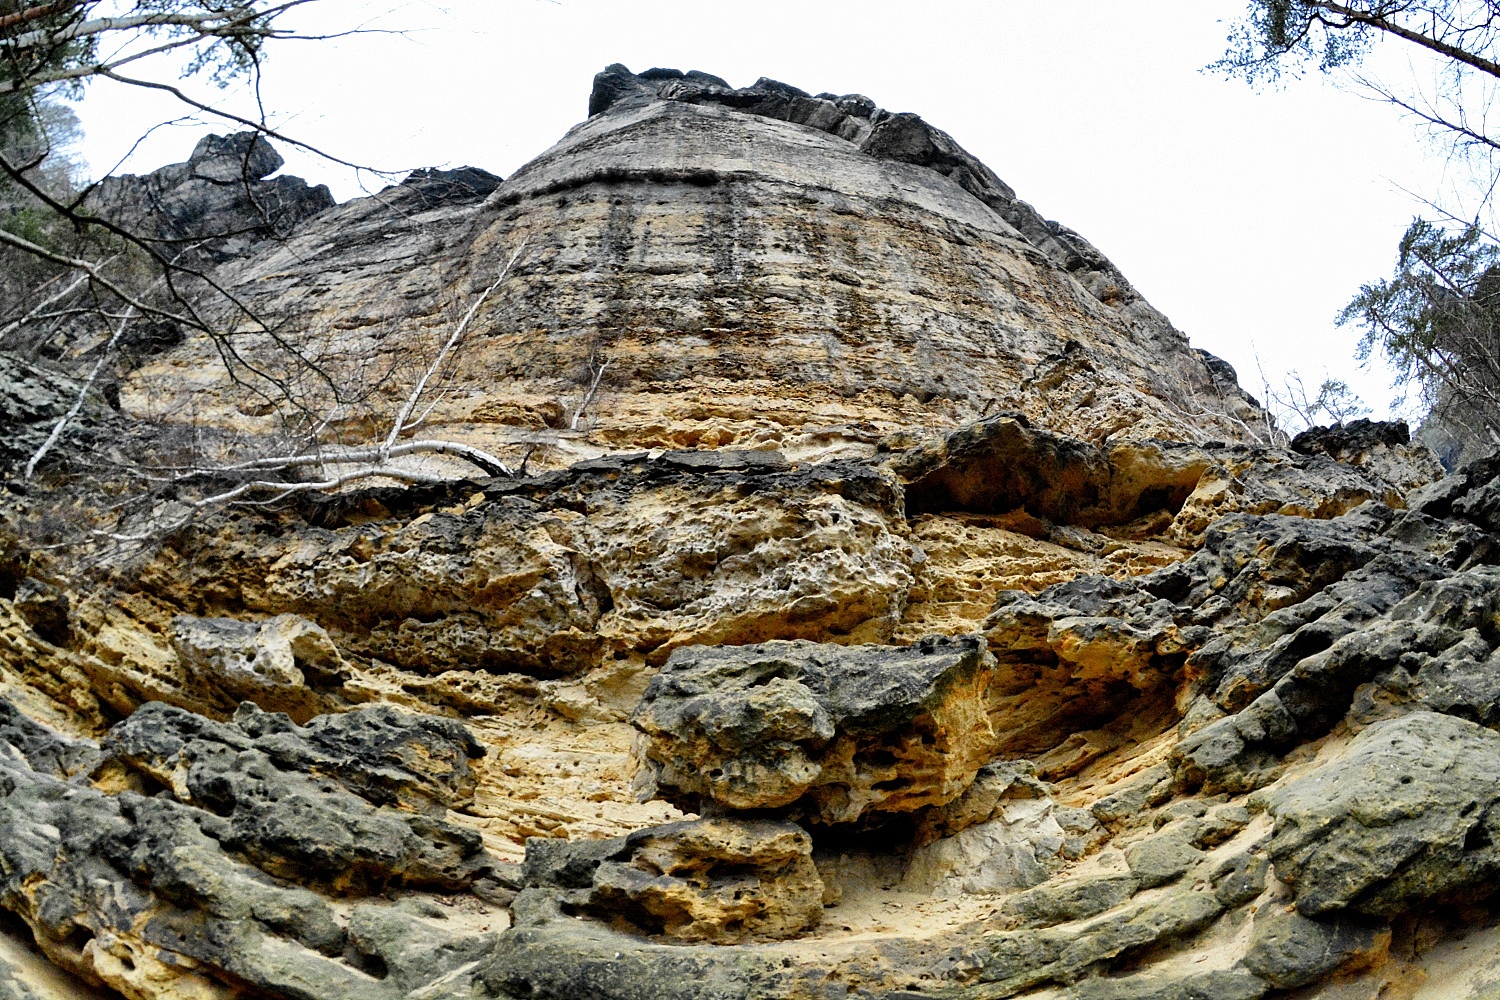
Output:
632 635 998 824
1265 711 1500 917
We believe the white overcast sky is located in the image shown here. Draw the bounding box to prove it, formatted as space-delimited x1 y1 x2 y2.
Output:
68 0 1467 425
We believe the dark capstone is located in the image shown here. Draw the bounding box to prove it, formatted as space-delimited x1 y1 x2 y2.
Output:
1194 348 1240 387
1291 418 1411 460
589 62 657 116
88 131 334 260
186 132 282 182
398 166 504 208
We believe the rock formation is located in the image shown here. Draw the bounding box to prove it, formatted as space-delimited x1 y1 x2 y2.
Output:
633 635 998 823
113 66 1267 472
89 132 335 260
1 65 1498 999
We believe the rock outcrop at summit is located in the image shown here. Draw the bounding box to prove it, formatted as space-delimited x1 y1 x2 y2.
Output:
5 65 1500 1000
90 133 334 259
584 65 1166 325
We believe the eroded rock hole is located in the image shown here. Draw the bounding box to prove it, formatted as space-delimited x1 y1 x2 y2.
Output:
895 416 1206 530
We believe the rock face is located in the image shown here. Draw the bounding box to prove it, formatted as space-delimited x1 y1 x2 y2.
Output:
0 700 501 999
632 635 997 823
0 353 118 469
90 132 334 259
521 817 824 943
119 66 1266 473
6 65 1500 1000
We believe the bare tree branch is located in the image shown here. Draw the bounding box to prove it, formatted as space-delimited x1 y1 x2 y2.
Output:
23 303 135 479
382 239 529 460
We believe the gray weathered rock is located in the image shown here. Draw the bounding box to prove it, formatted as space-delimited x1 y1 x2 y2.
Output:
0 354 114 471
972 888 1229 995
0 698 96 779
0 698 498 998
101 699 485 815
1000 872 1139 929
632 634 998 824
1124 824 1203 889
1265 711 1500 917
523 817 824 943
90 132 333 260
1241 906 1388 989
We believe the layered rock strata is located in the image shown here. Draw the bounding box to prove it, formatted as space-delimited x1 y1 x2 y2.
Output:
3 66 1500 1000
115 65 1266 471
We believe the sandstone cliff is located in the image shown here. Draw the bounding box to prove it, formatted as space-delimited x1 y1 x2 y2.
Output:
0 67 1495 1000
114 66 1266 473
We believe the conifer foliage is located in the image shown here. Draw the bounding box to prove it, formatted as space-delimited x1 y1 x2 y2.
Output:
1220 1 1500 451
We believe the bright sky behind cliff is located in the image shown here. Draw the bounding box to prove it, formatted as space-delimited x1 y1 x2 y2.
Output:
68 0 1453 427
